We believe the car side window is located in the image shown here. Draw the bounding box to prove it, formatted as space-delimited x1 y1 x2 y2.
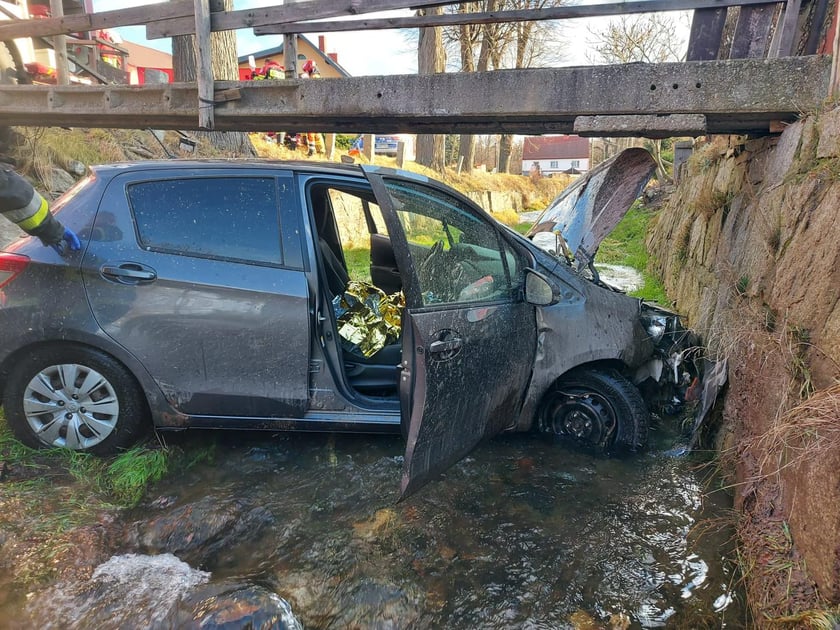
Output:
382 179 523 306
127 177 283 265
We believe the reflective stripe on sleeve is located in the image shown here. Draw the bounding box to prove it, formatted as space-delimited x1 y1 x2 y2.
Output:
16 193 50 231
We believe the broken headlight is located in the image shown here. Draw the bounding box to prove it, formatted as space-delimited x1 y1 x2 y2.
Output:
643 314 668 344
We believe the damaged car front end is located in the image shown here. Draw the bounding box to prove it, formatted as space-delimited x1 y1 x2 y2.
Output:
515 148 703 454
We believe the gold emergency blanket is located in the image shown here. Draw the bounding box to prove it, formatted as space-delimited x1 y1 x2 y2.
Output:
333 281 404 357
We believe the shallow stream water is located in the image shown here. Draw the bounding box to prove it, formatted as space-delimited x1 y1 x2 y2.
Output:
117 420 745 629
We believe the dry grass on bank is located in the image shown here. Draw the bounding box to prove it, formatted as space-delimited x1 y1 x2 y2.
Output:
249 133 570 216
754 384 840 472
6 128 567 218
704 289 840 627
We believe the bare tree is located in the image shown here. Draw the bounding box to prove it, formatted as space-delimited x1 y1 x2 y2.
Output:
440 0 568 173
587 13 687 64
172 0 255 156
452 3 481 173
416 6 446 172
497 0 568 172
587 13 688 180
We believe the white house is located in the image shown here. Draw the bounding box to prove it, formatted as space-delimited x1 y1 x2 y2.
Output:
522 135 591 176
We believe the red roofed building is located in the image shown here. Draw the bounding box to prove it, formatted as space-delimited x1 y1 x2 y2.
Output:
120 40 173 85
521 135 590 176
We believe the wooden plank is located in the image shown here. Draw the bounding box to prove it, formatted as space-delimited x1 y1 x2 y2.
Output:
768 0 801 56
363 133 374 162
146 0 457 39
49 0 69 85
194 0 214 130
0 0 193 40
255 0 783 35
283 34 298 78
730 3 779 58
324 133 335 160
0 57 828 136
805 0 830 53
687 8 728 60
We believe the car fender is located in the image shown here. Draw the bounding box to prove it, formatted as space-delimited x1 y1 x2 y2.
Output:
513 283 653 432
0 322 181 426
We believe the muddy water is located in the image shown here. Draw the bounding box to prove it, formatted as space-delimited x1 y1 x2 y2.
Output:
140 422 744 629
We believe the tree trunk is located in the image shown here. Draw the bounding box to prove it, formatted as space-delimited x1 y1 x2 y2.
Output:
456 6 478 174
172 0 255 156
498 134 513 173
652 139 672 183
416 7 446 172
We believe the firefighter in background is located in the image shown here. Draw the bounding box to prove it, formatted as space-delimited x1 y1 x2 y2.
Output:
95 29 124 69
0 167 80 253
300 60 325 156
252 59 287 145
254 58 284 81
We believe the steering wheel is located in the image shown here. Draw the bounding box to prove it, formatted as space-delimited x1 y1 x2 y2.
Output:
418 241 451 301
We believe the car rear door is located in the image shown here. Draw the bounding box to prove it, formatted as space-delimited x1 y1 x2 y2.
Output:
364 170 538 499
81 167 311 418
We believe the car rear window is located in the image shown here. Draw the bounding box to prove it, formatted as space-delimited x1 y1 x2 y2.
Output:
127 177 283 265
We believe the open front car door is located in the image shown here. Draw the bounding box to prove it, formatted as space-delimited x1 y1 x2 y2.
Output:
364 169 538 500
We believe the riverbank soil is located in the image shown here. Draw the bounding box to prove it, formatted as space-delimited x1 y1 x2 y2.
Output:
649 110 840 625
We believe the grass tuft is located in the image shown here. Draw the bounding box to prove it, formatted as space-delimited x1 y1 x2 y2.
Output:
596 200 672 305
105 446 170 507
754 384 840 469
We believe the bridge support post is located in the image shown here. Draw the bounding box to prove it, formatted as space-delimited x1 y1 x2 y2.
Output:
194 0 214 130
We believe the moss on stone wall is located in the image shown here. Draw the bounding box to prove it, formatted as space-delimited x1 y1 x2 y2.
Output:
649 112 840 624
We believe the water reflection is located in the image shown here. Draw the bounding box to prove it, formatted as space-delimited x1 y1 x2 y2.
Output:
147 425 744 629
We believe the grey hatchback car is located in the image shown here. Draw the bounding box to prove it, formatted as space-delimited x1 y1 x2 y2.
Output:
0 151 688 497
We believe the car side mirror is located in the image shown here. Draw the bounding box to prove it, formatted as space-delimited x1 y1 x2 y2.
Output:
525 269 555 306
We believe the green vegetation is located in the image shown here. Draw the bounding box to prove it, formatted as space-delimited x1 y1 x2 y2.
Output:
512 222 532 235
0 414 177 508
344 247 371 283
343 201 670 306
334 134 357 151
596 201 672 305
106 446 170 506
0 411 218 584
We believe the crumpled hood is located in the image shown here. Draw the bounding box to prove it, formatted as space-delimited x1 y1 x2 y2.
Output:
525 147 656 270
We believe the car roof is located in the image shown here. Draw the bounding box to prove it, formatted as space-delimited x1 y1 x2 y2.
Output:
89 158 368 179
85 158 449 204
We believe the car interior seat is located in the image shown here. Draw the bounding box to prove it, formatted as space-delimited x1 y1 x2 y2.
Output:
311 186 401 396
319 237 350 296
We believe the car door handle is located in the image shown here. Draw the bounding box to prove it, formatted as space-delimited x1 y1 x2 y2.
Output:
429 338 462 354
100 263 157 284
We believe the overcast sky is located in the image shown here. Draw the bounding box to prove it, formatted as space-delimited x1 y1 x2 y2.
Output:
91 1 688 75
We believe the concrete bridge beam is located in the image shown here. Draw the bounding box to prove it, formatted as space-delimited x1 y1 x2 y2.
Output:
0 57 829 136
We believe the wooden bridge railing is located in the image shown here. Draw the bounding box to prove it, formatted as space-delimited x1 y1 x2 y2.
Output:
0 0 836 133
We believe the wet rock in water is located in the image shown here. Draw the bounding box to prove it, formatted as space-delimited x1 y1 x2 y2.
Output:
281 572 423 629
24 553 210 629
352 507 397 540
23 553 302 630
123 497 274 565
163 582 302 630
